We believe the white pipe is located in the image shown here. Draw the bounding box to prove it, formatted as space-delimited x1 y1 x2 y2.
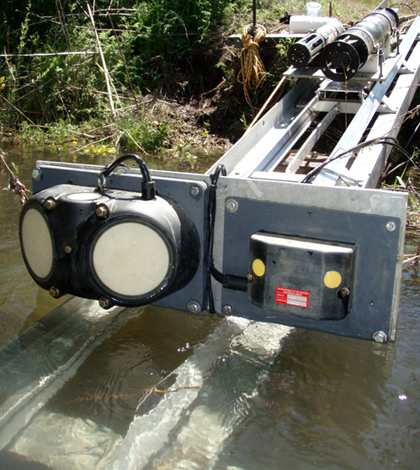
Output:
290 16 337 34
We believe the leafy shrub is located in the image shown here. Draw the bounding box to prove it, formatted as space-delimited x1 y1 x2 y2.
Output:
0 0 246 128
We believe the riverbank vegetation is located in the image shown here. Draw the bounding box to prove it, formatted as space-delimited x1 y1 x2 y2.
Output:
1 1 411 146
1 0 270 152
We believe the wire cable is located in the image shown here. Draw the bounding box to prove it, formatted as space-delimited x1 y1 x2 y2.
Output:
205 165 226 313
204 165 248 313
98 153 156 199
301 137 420 184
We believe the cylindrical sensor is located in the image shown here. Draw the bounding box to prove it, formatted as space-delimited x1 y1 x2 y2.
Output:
288 20 344 67
319 8 398 81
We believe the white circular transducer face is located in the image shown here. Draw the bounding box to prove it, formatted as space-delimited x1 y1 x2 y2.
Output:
21 207 54 279
92 222 171 297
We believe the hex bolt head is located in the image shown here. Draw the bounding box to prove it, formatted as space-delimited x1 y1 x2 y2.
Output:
96 204 109 219
64 245 72 254
189 185 201 199
246 272 254 282
223 304 233 315
386 221 396 232
226 199 239 213
49 286 61 298
99 297 112 309
373 331 388 343
32 169 42 180
187 300 201 314
44 198 57 211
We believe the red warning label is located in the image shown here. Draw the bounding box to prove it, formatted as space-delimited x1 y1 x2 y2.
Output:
276 287 309 309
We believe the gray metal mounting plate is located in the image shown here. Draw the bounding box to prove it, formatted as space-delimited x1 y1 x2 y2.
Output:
213 177 407 340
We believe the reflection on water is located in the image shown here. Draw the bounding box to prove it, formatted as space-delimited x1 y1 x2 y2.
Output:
46 307 220 436
217 332 395 470
0 145 419 469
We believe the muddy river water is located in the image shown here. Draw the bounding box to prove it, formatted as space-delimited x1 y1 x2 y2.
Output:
0 145 419 469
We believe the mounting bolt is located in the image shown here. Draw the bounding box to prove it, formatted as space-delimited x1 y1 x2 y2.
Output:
64 245 72 254
96 204 109 219
32 169 42 180
99 297 112 309
339 287 351 298
187 300 201 314
226 198 239 213
246 272 254 282
386 221 396 232
223 304 233 315
189 185 201 199
373 331 388 343
49 286 61 298
44 197 57 211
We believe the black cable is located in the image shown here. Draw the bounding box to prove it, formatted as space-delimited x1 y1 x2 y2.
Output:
389 3 416 14
301 137 420 184
205 164 226 313
210 266 248 291
404 120 420 149
204 165 248 313
98 153 156 200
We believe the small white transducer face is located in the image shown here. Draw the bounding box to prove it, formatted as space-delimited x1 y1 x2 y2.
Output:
21 207 54 279
66 192 102 201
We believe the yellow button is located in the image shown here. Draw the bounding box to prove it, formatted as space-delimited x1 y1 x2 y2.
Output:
252 259 266 277
323 271 342 289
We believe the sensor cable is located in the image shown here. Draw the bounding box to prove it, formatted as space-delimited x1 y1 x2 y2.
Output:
205 165 248 314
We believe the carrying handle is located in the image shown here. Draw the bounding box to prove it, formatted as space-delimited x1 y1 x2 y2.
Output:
98 153 156 200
